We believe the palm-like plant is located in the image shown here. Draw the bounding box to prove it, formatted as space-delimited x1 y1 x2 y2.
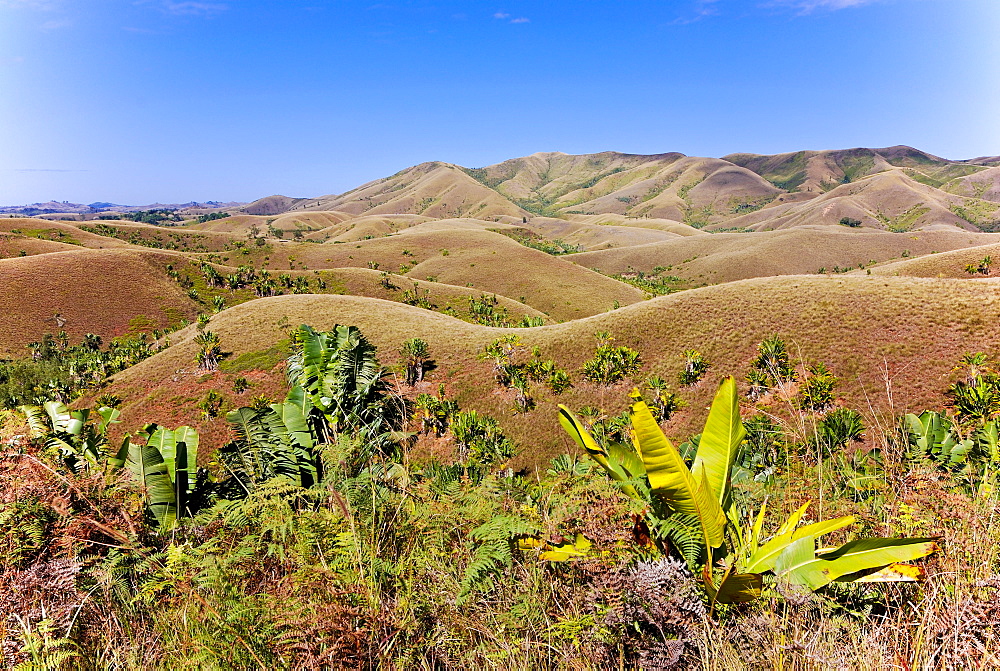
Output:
559 378 938 606
400 338 430 385
194 331 222 371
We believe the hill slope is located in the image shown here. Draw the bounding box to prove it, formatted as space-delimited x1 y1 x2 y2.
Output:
103 274 1000 466
0 249 199 357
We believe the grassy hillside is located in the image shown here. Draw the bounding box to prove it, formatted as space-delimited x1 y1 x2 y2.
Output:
300 162 528 219
868 241 1000 278
708 171 996 232
0 249 199 357
101 274 1000 469
724 145 989 194
198 227 647 320
572 226 1000 283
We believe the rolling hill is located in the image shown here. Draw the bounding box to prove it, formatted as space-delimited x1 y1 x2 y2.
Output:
0 248 200 357
98 273 1000 467
570 225 1000 285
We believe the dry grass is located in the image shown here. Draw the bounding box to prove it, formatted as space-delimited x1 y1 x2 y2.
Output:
0 249 199 357
217 227 646 320
102 274 1000 469
0 232 80 257
304 162 526 219
714 170 987 232
869 241 1000 278
573 226 1000 284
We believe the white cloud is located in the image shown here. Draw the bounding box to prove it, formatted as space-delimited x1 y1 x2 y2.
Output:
493 11 509 19
0 0 58 9
510 16 529 23
40 16 70 30
161 1 227 16
764 0 881 12
670 0 722 25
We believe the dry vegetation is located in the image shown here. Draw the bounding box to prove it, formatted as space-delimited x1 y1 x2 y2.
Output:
6 145 1000 668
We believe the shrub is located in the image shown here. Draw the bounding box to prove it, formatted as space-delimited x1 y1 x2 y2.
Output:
798 362 837 411
678 349 709 386
582 333 641 385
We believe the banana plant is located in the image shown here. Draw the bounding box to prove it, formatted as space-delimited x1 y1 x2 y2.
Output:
559 377 938 606
221 385 319 488
904 410 1000 468
127 424 199 529
20 401 129 473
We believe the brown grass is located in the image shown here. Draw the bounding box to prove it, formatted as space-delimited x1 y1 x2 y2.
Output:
0 249 199 357
214 227 646 320
102 274 1000 469
573 226 1000 283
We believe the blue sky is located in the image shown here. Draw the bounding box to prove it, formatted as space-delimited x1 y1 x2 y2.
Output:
1 0 998 204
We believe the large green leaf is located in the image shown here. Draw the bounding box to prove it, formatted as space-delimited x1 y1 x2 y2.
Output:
128 438 176 528
706 570 763 605
692 377 745 507
630 392 725 548
777 537 939 590
144 426 177 486
172 426 199 492
97 406 121 435
558 405 641 500
744 501 811 573
19 405 50 438
745 513 856 574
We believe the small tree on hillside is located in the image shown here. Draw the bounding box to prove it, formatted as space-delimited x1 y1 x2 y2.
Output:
582 332 642 385
400 338 430 385
194 331 222 371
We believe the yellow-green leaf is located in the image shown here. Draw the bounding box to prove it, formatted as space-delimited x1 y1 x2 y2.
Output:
693 377 745 507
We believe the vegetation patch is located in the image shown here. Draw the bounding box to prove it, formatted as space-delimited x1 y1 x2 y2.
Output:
218 340 290 373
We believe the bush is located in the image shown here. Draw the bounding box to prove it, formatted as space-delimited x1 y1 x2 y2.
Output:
582 333 642 385
678 349 709 386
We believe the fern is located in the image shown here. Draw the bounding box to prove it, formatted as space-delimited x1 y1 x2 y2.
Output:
458 515 537 604
648 514 703 569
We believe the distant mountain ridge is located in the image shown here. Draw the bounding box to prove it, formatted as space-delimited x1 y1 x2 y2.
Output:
8 145 1000 231
246 144 997 232
0 200 245 216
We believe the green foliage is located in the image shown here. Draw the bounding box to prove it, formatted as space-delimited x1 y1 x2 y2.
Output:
122 208 182 224
644 375 685 422
1 332 159 408
20 400 130 473
503 233 582 255
198 390 225 418
613 269 686 296
582 332 642 385
219 341 289 374
679 349 710 386
811 408 865 456
839 216 862 227
414 386 458 436
948 376 1000 423
0 497 57 569
399 338 430 385
194 331 222 371
459 515 537 603
559 378 936 603
451 410 518 471
798 362 838 411
746 335 796 399
126 423 202 528
195 211 231 223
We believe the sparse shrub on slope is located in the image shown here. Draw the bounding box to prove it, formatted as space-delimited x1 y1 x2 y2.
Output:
746 334 796 400
583 331 642 385
678 349 710 386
